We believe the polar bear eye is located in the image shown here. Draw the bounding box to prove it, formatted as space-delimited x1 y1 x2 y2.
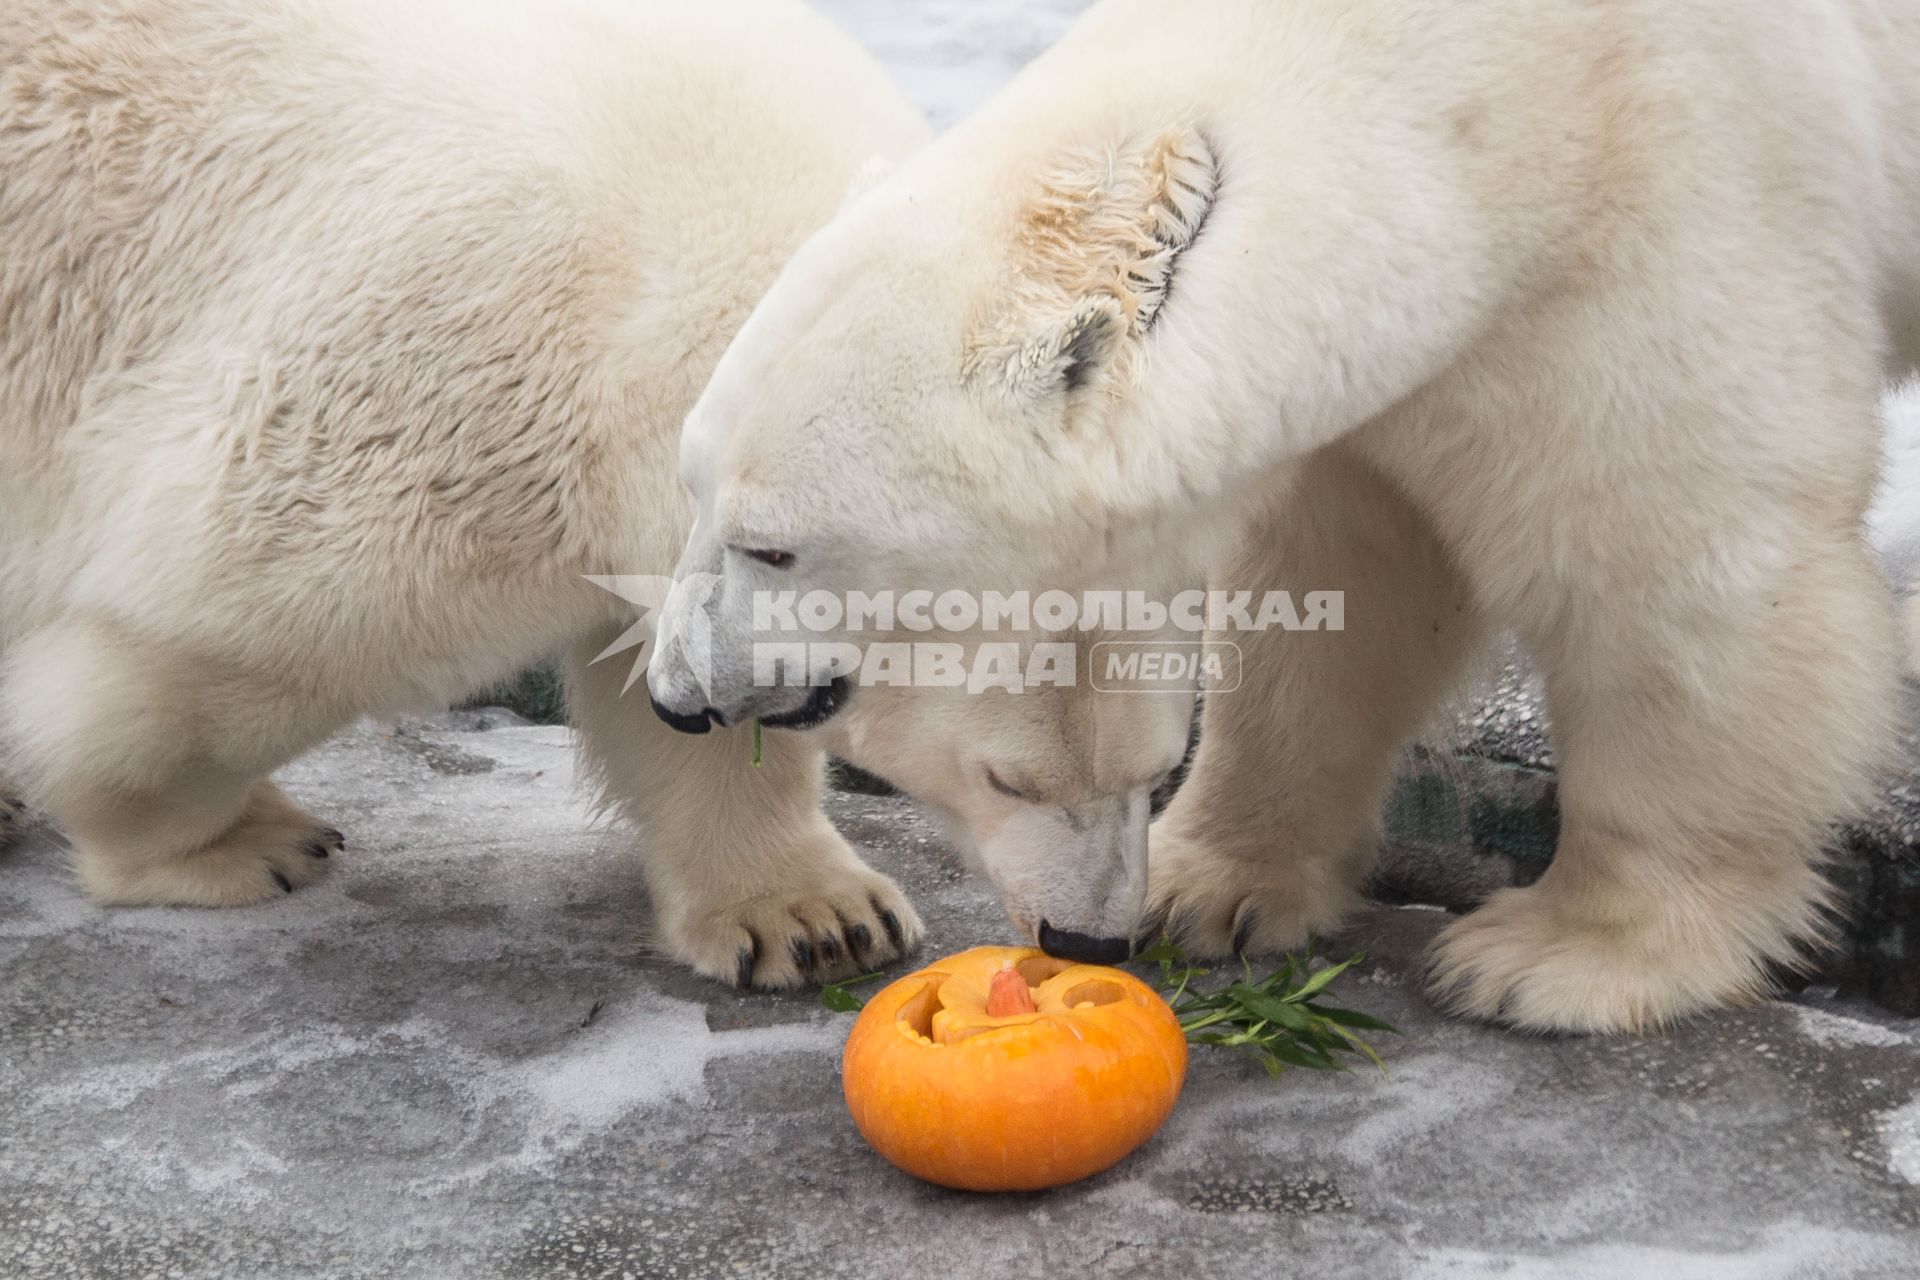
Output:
985 768 1036 802
740 548 795 569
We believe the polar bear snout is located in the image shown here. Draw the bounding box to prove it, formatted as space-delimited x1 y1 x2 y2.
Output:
1036 922 1132 966
647 641 856 735
975 789 1152 959
648 694 719 735
644 631 723 732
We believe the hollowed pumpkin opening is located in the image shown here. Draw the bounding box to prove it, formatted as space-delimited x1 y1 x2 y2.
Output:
1015 956 1075 987
1061 979 1125 1009
894 978 945 1043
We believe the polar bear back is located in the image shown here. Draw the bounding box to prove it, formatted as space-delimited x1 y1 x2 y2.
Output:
0 0 924 696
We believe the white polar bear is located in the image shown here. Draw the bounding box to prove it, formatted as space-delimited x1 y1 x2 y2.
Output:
0 0 965 989
650 0 1920 1031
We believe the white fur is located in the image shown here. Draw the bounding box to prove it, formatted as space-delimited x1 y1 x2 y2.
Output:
657 0 1920 1030
0 0 943 986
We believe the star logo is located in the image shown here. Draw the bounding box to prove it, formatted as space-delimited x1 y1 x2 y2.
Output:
581 572 722 699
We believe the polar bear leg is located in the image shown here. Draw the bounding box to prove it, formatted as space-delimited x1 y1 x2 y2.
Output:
1 623 341 905
66 777 338 906
1146 447 1488 956
1430 541 1899 1033
565 629 923 989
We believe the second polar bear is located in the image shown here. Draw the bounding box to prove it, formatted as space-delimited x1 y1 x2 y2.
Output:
0 0 954 987
650 0 1920 1031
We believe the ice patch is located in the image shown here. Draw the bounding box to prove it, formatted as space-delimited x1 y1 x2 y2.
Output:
1411 1222 1917 1280
1335 1052 1511 1164
504 1001 837 1135
1791 1005 1917 1051
104 1136 290 1211
1876 1094 1920 1186
412 997 842 1189
33 1003 844 1201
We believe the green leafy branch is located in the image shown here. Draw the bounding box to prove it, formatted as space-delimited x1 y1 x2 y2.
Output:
1137 939 1395 1078
820 941 1395 1079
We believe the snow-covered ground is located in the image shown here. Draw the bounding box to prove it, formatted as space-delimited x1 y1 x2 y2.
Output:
5 719 1917 1279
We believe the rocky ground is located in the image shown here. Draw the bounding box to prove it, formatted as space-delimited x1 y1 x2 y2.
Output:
3 716 1919 1280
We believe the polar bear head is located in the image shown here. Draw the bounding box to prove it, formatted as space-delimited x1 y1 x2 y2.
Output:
822 634 1198 963
648 125 1234 730
646 124 1239 960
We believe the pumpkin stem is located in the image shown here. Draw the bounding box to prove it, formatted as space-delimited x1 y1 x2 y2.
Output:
986 967 1037 1016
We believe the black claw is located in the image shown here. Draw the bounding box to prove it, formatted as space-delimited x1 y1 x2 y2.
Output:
844 922 873 961
1161 904 1199 951
789 935 815 974
818 933 841 966
321 827 346 850
271 870 293 894
739 929 764 988
302 839 331 859
1230 906 1259 956
877 905 905 951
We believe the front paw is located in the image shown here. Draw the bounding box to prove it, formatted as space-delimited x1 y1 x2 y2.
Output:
659 840 923 989
1141 828 1359 958
1425 879 1797 1034
75 782 343 907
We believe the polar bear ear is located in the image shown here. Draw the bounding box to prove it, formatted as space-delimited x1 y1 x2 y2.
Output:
964 126 1219 401
995 296 1127 398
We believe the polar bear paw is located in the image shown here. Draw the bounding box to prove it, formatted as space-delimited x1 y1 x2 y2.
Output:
1426 882 1795 1035
1141 829 1361 957
75 781 343 907
658 838 924 989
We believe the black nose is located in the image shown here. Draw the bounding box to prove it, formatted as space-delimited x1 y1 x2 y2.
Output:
1037 921 1132 966
650 695 720 735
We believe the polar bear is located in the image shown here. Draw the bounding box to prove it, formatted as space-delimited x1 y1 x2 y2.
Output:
649 0 1920 1031
0 0 968 988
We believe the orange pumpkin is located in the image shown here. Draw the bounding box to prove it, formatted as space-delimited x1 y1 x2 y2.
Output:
840 945 1187 1191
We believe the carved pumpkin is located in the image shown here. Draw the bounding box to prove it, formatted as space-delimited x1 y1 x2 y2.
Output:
840 946 1187 1191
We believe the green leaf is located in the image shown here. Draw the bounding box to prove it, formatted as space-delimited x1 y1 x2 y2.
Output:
1262 955 1298 992
1303 1003 1399 1033
1283 955 1362 1004
1261 1037 1346 1072
818 969 886 1014
1224 985 1315 1031
1328 1024 1388 1074
1136 938 1183 967
1148 940 1393 1082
